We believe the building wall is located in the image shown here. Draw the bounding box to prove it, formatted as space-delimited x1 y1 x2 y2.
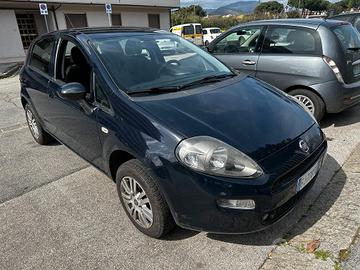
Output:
0 2 176 63
55 5 170 30
0 10 26 63
20 0 179 8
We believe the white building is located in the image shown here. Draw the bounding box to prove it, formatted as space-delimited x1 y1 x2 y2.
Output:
0 0 180 64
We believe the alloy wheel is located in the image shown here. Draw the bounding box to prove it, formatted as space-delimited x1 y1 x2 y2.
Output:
294 94 315 114
120 176 153 228
26 109 40 139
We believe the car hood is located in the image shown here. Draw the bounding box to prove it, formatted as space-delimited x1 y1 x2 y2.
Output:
135 76 315 161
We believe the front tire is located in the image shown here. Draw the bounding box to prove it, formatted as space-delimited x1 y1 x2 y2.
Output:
289 89 325 121
116 159 175 238
24 104 53 145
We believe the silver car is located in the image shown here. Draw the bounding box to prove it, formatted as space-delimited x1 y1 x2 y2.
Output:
208 19 360 121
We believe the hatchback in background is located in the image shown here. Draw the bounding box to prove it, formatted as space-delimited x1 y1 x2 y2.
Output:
329 12 360 33
170 23 203 46
20 27 326 238
208 19 360 121
203 27 222 46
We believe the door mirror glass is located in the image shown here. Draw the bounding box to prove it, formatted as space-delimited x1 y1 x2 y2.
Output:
60 82 87 100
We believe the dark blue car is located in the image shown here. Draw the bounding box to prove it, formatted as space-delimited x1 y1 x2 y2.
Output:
20 27 327 238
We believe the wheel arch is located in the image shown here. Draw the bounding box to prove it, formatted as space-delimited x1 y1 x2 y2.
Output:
109 150 136 182
284 85 326 109
21 96 28 108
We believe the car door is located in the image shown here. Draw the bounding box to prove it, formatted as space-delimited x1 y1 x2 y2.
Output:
209 25 265 76
21 36 56 127
256 26 323 90
47 36 104 168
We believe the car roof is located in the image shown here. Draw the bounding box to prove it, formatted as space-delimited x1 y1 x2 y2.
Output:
170 23 201 28
330 12 359 18
47 26 160 36
235 18 349 30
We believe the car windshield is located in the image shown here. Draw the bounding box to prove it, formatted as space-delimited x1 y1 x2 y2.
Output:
90 33 232 94
332 24 360 50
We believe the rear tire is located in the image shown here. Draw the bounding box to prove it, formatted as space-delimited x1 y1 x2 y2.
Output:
25 104 53 145
289 89 325 122
116 159 175 238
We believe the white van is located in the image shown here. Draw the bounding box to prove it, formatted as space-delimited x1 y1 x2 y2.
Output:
170 23 203 46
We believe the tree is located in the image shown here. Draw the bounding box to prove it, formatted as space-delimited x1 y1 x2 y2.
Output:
171 5 207 26
306 0 330 12
255 1 284 14
288 0 330 15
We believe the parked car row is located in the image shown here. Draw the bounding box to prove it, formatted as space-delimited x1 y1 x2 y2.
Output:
21 18 358 239
206 19 360 121
169 23 223 47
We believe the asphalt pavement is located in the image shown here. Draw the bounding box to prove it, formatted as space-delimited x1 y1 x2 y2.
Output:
0 76 359 270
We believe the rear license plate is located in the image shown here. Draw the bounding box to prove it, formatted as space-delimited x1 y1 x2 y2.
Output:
296 158 322 192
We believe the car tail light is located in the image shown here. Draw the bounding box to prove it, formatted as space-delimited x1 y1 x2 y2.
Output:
323 56 344 84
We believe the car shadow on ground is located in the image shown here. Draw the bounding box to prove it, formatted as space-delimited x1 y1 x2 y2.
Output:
321 105 360 128
164 154 346 245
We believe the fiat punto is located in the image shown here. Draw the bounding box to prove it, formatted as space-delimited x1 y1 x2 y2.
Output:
20 27 327 238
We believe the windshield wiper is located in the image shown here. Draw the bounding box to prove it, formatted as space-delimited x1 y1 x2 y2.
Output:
127 74 236 96
347 47 360 51
177 74 236 90
127 86 181 96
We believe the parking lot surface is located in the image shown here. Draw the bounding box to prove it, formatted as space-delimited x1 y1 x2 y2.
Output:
0 76 359 269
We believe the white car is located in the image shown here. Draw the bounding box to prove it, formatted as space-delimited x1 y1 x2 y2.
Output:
202 27 222 46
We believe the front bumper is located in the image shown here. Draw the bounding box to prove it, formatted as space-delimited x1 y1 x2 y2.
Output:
155 127 327 234
311 79 360 113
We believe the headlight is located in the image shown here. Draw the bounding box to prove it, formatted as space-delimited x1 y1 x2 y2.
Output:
175 136 263 178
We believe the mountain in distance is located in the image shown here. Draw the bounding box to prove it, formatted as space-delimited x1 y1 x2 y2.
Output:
209 1 260 15
181 0 241 9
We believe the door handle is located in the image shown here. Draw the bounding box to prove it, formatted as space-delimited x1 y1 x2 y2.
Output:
242 60 256 66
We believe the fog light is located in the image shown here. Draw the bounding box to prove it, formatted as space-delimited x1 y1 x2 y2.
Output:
217 199 255 210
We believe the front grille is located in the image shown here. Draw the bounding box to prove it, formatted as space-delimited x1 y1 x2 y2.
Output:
271 141 326 193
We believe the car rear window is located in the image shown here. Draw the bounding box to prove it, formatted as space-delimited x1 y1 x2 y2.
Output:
332 24 360 50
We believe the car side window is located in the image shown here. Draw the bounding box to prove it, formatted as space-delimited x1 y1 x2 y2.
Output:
354 17 360 32
182 26 194 35
262 26 321 55
94 75 111 109
29 37 55 75
55 39 91 91
212 26 263 54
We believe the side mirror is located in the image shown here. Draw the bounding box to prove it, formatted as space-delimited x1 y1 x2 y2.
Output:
60 82 87 101
206 45 213 53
